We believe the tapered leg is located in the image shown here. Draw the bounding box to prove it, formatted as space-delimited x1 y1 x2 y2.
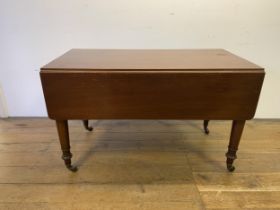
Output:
56 120 78 172
203 120 210 134
82 120 93 131
226 120 246 172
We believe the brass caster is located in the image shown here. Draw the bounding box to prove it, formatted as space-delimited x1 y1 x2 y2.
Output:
204 127 209 135
83 120 93 131
66 165 78 172
227 164 235 172
203 120 210 135
62 152 77 172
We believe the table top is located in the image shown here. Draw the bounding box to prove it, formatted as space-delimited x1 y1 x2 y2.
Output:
41 49 263 71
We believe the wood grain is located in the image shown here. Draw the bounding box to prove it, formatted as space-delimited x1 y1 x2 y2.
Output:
0 184 203 209
40 71 264 120
41 49 263 71
201 191 280 209
0 118 280 209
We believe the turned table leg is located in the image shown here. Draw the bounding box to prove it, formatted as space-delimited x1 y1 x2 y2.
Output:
82 120 93 131
226 120 246 172
56 120 77 172
203 120 210 134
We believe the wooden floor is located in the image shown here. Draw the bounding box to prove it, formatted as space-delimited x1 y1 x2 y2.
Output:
0 118 280 210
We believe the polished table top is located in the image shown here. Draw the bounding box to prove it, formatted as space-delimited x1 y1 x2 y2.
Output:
42 49 263 71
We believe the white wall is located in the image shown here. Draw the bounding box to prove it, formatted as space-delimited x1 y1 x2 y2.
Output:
0 0 279 118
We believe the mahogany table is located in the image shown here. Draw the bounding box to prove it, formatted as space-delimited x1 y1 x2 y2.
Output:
40 49 265 172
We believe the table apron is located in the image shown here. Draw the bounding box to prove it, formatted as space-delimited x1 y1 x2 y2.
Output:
40 71 264 120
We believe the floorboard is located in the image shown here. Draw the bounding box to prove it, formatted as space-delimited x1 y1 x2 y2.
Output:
0 118 279 209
